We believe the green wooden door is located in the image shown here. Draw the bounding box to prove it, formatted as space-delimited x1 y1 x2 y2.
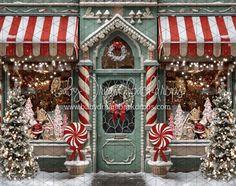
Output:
96 73 141 172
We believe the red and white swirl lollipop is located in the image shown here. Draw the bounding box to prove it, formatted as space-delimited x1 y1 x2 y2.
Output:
64 123 88 160
149 123 173 161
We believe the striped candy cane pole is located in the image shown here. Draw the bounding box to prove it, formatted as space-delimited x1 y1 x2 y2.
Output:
0 82 2 124
0 63 2 124
78 66 90 126
146 66 157 126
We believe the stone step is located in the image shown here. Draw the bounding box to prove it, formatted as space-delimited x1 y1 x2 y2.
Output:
91 174 145 186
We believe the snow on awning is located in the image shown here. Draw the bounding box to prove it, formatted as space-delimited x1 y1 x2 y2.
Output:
158 16 236 58
0 16 78 58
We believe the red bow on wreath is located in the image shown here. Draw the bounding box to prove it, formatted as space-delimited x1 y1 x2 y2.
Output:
110 102 126 122
113 41 123 51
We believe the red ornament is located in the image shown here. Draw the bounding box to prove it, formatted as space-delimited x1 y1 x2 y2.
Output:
64 123 88 160
32 122 43 135
109 102 126 122
194 123 205 134
149 123 173 161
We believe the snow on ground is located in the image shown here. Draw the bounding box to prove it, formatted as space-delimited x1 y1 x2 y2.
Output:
144 171 236 186
0 171 93 186
0 171 236 186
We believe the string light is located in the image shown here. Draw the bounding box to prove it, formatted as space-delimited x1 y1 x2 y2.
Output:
0 56 73 82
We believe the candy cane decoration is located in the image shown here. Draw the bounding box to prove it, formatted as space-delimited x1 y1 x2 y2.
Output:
64 123 88 160
0 81 2 124
146 66 157 125
78 66 90 126
149 123 173 161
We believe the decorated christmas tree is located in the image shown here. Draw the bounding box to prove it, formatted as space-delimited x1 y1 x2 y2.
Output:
53 105 63 140
23 97 35 127
202 97 214 124
174 104 185 139
0 88 39 180
200 85 236 180
168 113 176 139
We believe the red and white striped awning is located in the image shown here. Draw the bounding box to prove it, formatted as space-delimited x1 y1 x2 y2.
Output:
0 16 78 58
159 16 236 58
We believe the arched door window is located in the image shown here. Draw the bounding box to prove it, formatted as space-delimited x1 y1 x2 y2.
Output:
102 80 135 133
102 37 134 69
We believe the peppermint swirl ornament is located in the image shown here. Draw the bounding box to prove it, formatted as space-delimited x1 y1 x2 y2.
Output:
149 123 173 161
64 123 88 160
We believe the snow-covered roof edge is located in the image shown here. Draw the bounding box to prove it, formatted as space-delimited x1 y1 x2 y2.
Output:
81 14 156 51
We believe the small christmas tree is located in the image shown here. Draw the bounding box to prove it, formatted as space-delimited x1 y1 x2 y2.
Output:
0 88 38 180
174 104 185 139
61 114 68 138
202 97 214 124
200 85 236 180
181 114 195 140
168 113 176 139
23 97 35 127
53 105 63 140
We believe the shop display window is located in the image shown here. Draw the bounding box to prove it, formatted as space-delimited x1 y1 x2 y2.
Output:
9 68 72 140
165 69 228 140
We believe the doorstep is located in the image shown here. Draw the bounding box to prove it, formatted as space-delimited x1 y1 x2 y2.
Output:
91 173 145 186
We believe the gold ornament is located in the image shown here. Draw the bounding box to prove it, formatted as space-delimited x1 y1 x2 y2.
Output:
190 107 201 122
36 107 47 122
51 77 61 94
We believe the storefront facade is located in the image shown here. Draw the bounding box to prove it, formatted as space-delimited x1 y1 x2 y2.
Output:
0 0 236 172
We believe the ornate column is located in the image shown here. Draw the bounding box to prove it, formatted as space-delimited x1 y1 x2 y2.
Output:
78 65 90 126
78 52 93 163
144 50 159 156
0 62 2 124
146 65 157 126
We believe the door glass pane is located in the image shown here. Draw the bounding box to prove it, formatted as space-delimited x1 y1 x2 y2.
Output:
102 80 135 133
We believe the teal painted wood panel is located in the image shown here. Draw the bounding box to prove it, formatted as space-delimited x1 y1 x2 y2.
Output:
96 74 142 172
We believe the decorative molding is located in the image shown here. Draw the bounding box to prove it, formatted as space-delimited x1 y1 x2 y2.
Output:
92 73 97 172
200 7 236 13
158 2 236 7
0 2 236 8
159 6 236 14
80 2 157 7
0 2 79 7
78 59 93 66
81 14 156 51
144 59 159 66
102 138 136 165
0 6 79 14
84 7 94 17
128 8 154 24
2 7 37 13
140 73 144 172
83 7 154 24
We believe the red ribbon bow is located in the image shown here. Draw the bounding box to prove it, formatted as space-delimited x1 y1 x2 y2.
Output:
113 41 123 51
110 102 126 122
154 147 167 162
69 146 84 161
